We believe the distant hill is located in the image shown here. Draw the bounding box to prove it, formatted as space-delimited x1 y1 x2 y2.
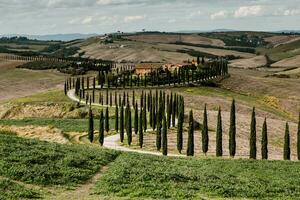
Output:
0 33 99 41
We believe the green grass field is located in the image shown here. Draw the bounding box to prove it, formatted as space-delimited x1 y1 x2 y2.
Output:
0 131 120 187
0 117 116 133
0 179 40 199
95 153 300 200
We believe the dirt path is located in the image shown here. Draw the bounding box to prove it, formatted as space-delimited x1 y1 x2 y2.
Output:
52 166 110 200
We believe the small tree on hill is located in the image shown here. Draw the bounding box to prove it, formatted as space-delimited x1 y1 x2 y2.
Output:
120 104 124 143
139 108 143 148
298 113 300 160
115 105 119 132
187 110 194 156
202 104 209 155
88 109 94 143
249 107 257 159
261 118 268 160
162 113 168 156
134 103 138 135
216 107 223 157
105 107 109 133
284 122 291 160
177 100 184 154
229 99 236 158
99 110 104 146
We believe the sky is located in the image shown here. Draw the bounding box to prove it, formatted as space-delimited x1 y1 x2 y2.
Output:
0 0 300 35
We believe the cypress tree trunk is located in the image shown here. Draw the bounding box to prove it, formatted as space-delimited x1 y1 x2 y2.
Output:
105 107 109 132
88 109 94 143
216 107 223 157
139 108 143 148
298 113 300 160
249 107 257 159
202 104 209 155
134 103 138 135
284 122 291 160
261 118 268 160
229 99 236 158
177 101 183 154
187 110 194 156
127 109 132 146
120 104 124 143
162 113 168 156
115 105 119 132
99 110 104 146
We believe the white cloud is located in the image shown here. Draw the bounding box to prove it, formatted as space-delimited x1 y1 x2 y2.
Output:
81 16 93 24
124 15 145 23
234 5 263 18
210 11 228 20
283 9 300 16
96 0 112 5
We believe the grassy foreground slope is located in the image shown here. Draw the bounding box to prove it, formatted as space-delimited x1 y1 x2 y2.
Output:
95 153 300 199
0 131 120 187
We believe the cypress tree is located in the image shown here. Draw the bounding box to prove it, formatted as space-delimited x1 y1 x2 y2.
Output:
127 109 132 146
187 110 194 156
261 118 268 160
284 122 291 160
105 107 109 132
202 104 209 155
88 109 94 143
139 107 143 148
134 102 138 135
229 99 236 158
120 103 124 142
156 103 162 151
115 105 119 132
143 106 147 132
249 107 257 159
216 107 223 157
298 113 300 160
162 113 168 156
167 96 171 128
99 110 104 146
177 100 183 154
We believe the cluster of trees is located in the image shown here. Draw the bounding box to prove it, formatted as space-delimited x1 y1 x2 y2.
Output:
86 89 185 156
65 59 228 95
185 100 300 161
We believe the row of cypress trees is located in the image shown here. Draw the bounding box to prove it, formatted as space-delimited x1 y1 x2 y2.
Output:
64 59 228 93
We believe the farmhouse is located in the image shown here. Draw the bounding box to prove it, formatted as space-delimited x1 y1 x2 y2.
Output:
135 63 162 75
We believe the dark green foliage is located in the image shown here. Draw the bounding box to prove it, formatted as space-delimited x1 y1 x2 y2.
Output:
139 108 143 148
0 179 40 199
177 98 184 154
115 105 119 132
298 113 300 160
0 132 119 186
134 103 139 135
284 122 291 160
120 105 124 143
127 109 132 146
88 109 94 143
105 107 109 132
143 106 147 132
216 107 223 157
162 113 168 156
156 103 162 151
249 107 257 159
261 118 268 160
95 153 300 199
202 104 209 155
229 99 236 157
187 110 194 156
99 110 104 146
